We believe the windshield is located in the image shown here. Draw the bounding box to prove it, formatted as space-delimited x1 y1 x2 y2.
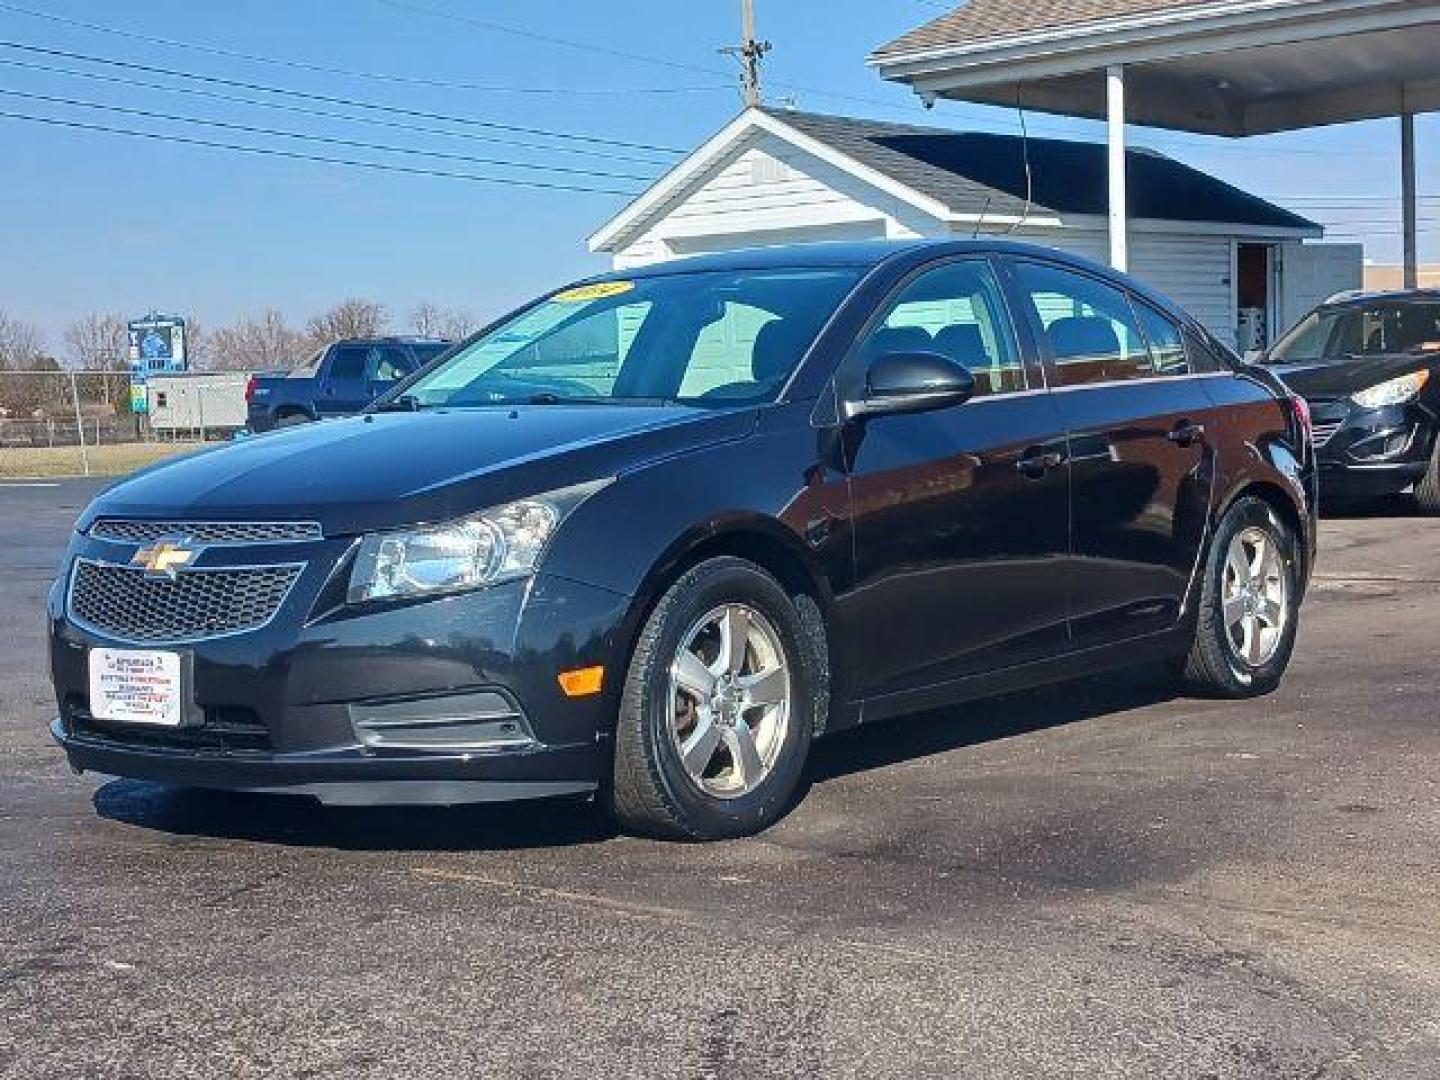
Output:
399 268 862 408
1269 301 1440 364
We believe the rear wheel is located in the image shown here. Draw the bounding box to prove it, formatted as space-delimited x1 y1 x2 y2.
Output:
1176 496 1300 698
1414 437 1440 515
608 557 817 841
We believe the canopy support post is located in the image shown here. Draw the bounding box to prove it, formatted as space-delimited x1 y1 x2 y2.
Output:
1106 64 1128 273
1401 110 1418 290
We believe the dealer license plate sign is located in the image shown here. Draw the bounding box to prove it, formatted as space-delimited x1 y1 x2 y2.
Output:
88 649 183 726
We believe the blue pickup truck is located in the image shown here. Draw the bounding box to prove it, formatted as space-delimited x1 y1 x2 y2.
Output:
245 337 452 432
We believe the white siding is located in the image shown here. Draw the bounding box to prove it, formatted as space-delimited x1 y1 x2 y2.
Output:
614 131 942 267
1129 233 1236 344
968 226 1238 345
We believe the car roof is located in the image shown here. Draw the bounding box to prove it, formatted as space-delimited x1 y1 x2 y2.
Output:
582 238 1188 322
333 336 450 345
1321 288 1440 308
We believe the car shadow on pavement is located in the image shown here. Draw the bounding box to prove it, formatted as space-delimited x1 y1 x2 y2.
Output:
804 663 1182 786
1320 493 1421 519
90 664 1181 851
91 779 618 852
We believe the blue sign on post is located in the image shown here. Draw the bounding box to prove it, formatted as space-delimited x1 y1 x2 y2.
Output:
127 314 187 414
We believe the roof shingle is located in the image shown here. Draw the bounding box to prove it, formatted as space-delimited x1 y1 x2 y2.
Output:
768 109 1316 231
873 0 1223 58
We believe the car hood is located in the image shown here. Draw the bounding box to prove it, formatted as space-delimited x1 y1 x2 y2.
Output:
1266 353 1436 400
83 405 755 536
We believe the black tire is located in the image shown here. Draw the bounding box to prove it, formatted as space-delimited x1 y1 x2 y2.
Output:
1176 496 1301 698
607 557 819 841
275 412 311 429
1414 437 1440 515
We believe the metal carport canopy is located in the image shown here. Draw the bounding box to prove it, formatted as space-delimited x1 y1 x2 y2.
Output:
869 0 1439 284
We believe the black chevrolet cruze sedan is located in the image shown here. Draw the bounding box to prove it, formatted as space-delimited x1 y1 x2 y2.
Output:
50 241 1316 839
1258 289 1440 512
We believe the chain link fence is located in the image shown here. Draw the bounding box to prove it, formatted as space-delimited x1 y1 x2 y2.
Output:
0 371 246 479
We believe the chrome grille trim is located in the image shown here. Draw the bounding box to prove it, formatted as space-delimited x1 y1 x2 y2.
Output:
67 559 305 644
1310 420 1344 448
89 519 323 545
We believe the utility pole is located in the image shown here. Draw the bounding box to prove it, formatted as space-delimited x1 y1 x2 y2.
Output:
721 0 770 108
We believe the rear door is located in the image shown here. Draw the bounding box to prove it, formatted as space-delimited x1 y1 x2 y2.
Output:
834 256 1073 698
1005 258 1219 648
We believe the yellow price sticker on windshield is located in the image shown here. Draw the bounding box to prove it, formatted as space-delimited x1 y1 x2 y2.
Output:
552 281 634 303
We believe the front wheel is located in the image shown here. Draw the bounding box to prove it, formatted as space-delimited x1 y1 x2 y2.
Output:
1175 496 1301 698
607 557 818 840
1413 437 1440 515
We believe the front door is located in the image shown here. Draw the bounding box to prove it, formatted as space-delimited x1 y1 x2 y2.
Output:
318 343 372 416
833 256 1072 700
1006 258 1217 648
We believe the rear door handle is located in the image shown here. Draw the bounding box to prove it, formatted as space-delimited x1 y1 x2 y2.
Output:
1167 421 1205 447
1016 448 1065 477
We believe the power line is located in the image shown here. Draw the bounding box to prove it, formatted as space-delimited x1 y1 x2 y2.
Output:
0 1 727 96
0 56 675 165
0 109 642 195
0 86 659 182
0 41 687 156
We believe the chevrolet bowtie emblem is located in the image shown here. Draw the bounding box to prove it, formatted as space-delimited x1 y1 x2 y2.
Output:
131 539 200 579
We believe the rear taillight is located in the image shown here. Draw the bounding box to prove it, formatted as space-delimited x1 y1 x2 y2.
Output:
1288 393 1312 447
244 375 257 404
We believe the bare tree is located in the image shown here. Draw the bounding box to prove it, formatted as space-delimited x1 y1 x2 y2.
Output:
306 298 387 346
209 310 309 372
410 302 478 342
181 313 211 369
0 310 45 370
63 312 129 371
0 311 60 416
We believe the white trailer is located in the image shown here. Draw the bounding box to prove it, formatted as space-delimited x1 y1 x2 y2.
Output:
146 373 249 436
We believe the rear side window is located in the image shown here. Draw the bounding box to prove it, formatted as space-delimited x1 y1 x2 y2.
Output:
1012 262 1151 386
1133 301 1189 376
1184 331 1230 374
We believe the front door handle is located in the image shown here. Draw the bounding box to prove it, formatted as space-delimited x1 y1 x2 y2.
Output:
1167 421 1206 447
1016 448 1065 477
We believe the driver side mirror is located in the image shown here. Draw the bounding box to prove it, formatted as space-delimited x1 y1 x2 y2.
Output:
844 351 976 420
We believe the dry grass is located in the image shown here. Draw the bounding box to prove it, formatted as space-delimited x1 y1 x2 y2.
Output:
0 441 207 479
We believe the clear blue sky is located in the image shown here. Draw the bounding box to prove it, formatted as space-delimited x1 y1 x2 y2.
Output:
2 0 1434 345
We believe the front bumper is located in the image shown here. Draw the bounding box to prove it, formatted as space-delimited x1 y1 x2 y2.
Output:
48 532 633 805
1310 397 1436 503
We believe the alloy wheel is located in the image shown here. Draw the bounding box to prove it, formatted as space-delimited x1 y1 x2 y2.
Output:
667 603 791 799
1222 525 1289 668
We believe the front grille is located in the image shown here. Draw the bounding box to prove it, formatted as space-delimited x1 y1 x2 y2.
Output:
69 560 302 642
90 519 323 545
64 698 273 753
1311 420 1344 448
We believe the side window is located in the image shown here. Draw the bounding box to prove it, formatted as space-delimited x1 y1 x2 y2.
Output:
370 346 412 383
327 345 369 384
1014 262 1151 387
859 259 1024 397
1133 301 1189 376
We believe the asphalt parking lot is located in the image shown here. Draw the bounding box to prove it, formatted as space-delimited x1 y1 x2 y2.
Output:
3 479 1439 1079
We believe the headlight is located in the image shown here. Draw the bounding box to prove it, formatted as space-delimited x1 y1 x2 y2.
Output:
1350 370 1430 409
347 479 611 604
